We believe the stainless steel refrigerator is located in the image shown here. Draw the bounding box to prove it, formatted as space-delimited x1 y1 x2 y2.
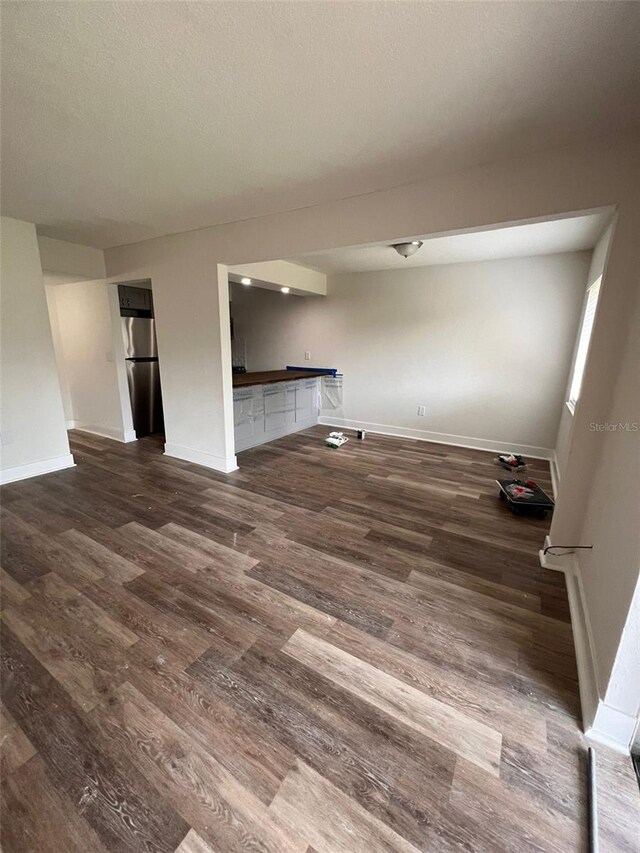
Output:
122 317 164 437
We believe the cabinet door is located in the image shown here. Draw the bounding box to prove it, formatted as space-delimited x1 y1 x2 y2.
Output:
295 379 314 422
233 390 254 443
296 378 319 423
119 286 151 310
285 382 296 427
263 386 288 433
127 287 151 310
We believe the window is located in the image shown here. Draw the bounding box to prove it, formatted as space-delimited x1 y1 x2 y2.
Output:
567 276 601 414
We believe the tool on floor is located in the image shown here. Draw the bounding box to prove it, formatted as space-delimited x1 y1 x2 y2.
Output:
325 431 349 449
496 478 555 518
357 429 366 440
495 453 527 471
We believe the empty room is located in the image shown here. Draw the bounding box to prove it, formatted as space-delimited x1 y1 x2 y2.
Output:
1 2 639 852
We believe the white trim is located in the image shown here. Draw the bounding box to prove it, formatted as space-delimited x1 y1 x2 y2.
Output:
318 417 554 460
539 539 599 727
538 537 632 754
164 442 238 473
587 704 637 755
108 285 137 439
549 452 561 498
0 453 76 485
566 568 600 735
69 423 137 443
217 265 238 463
565 399 576 416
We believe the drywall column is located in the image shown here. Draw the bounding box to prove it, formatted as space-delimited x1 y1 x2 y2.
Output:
0 217 74 483
573 277 640 749
122 243 237 472
550 205 639 545
547 200 640 748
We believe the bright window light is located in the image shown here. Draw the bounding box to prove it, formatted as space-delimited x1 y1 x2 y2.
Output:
567 276 601 414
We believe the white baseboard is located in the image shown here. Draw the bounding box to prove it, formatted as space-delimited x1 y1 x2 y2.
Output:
538 536 632 754
318 417 554 461
235 415 319 453
0 453 76 485
164 442 238 473
587 703 637 754
68 423 137 443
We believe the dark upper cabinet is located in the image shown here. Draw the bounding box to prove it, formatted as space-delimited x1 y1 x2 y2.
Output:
118 285 153 312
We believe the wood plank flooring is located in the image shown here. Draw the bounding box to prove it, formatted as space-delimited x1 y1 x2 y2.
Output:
1 426 638 852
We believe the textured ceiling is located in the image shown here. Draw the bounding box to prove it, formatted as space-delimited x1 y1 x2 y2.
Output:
1 2 638 249
288 212 611 274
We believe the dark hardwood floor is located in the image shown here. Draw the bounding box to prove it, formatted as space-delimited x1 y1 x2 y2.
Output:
1 427 637 852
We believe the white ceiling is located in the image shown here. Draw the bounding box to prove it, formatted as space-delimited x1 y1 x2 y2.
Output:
288 212 612 274
1 2 638 249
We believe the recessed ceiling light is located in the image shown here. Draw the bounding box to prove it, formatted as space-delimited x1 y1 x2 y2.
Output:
241 277 252 285
281 287 290 294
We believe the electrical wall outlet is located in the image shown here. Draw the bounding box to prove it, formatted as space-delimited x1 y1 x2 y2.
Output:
304 351 311 361
417 405 426 416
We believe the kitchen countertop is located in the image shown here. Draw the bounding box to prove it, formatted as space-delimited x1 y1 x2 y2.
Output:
232 370 328 387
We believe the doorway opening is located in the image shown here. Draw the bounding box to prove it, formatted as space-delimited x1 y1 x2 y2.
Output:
45 276 164 447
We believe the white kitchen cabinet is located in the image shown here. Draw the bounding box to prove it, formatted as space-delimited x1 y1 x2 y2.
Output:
263 382 295 434
232 388 256 445
233 377 319 453
295 377 319 423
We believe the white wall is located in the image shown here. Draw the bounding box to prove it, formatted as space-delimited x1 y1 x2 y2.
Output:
38 235 105 280
575 276 640 743
45 284 74 421
103 135 639 481
46 281 135 442
231 253 589 455
101 134 640 749
0 217 74 483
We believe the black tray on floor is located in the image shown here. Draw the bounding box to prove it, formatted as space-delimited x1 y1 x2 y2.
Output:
496 478 555 519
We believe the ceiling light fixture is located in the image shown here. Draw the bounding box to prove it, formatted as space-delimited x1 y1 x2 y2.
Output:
240 277 252 285
281 287 290 294
391 240 423 258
